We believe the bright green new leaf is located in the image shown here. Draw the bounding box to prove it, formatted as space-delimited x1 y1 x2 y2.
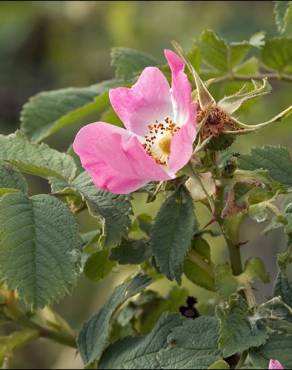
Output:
77 274 152 366
0 192 82 309
200 30 251 73
261 37 292 74
150 186 196 283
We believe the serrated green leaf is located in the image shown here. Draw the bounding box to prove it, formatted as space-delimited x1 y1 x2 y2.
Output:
77 274 152 366
0 192 82 309
158 316 222 369
249 332 292 369
71 172 132 247
261 37 292 74
99 313 183 369
0 330 39 366
234 57 259 75
215 264 239 298
200 30 251 73
274 271 292 307
184 237 215 291
52 172 132 248
0 131 76 181
111 47 158 80
239 146 292 187
274 1 292 34
216 294 268 357
150 186 196 283
21 80 118 142
200 30 229 72
0 163 28 195
84 250 116 282
110 239 152 265
230 42 250 67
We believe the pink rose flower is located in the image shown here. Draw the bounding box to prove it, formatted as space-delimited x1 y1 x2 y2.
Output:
73 50 197 194
269 359 284 369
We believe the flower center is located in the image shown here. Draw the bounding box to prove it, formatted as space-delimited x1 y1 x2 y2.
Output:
143 117 180 166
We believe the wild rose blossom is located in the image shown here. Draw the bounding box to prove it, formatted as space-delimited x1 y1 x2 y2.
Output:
269 359 284 369
73 50 197 194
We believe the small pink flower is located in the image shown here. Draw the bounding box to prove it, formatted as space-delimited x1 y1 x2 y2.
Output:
73 50 197 194
269 359 284 369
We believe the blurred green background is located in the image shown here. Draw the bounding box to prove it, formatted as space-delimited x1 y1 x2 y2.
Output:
0 1 291 368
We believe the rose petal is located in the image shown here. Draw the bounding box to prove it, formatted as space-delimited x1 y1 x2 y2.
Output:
164 49 194 126
269 359 284 370
168 103 197 173
73 122 171 194
109 67 173 136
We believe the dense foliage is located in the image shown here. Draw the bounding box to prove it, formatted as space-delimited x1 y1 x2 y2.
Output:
0 2 292 369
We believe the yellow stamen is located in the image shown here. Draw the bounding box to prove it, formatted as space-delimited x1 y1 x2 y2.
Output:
158 133 172 155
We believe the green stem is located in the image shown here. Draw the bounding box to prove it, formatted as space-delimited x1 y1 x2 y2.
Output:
225 236 243 276
210 72 292 85
2 294 77 349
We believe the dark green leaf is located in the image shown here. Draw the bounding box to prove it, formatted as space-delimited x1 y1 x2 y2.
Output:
21 80 118 142
0 192 82 308
111 47 158 80
110 239 152 265
158 317 222 369
0 163 28 195
239 146 292 187
150 186 196 282
274 271 292 307
99 313 183 369
53 172 132 247
216 294 268 357
249 332 292 369
184 237 215 291
84 250 116 282
77 274 151 366
0 131 77 181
